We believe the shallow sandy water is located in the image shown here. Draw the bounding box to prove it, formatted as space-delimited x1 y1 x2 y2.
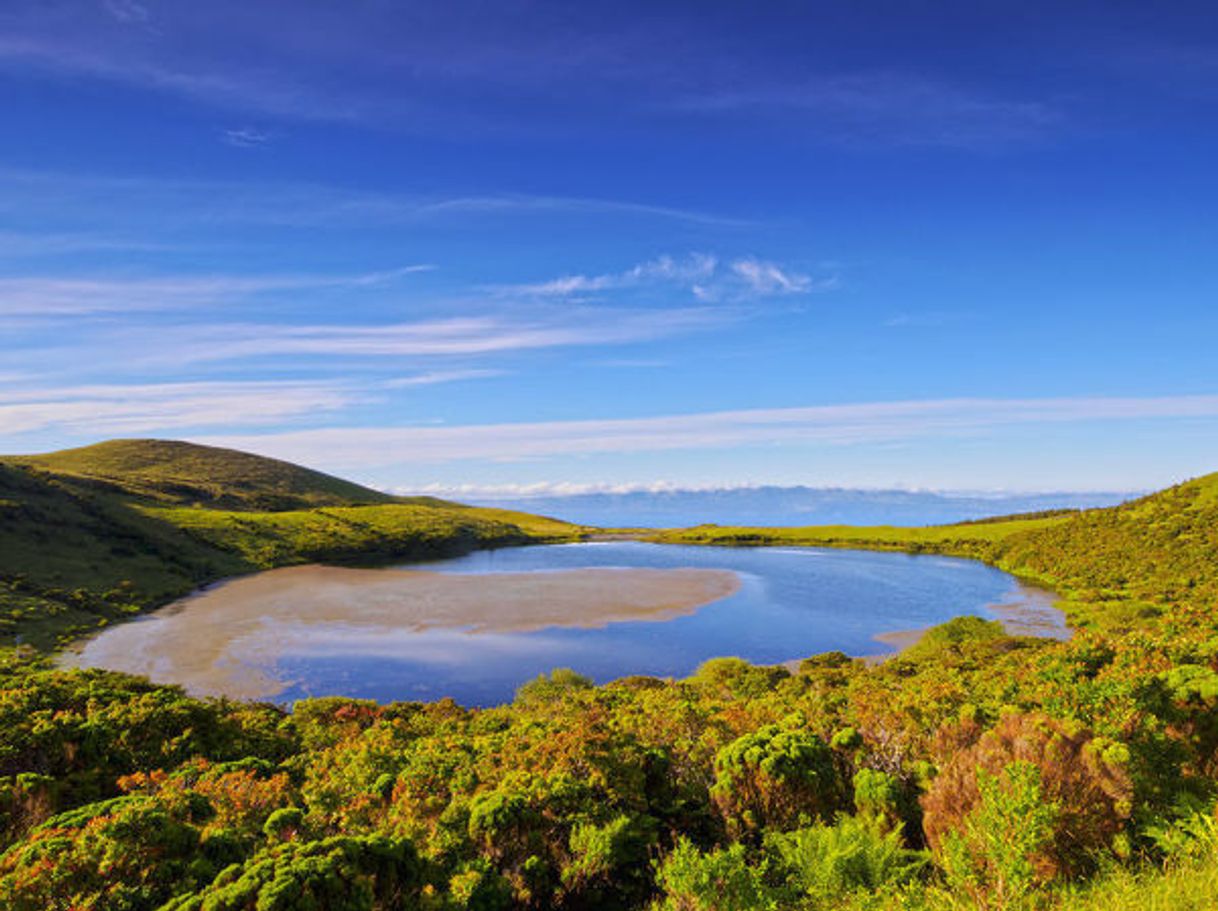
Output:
62 564 741 700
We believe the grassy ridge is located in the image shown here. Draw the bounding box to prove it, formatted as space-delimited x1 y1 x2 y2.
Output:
9 438 398 510
650 514 1068 554
0 440 583 647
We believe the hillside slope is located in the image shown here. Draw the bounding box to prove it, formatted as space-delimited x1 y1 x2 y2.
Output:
995 471 1218 628
8 438 398 510
0 439 582 647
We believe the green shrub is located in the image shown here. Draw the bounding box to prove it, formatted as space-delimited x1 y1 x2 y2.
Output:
767 813 926 900
158 835 421 911
938 761 1058 910
514 668 594 704
651 837 776 911
711 725 842 835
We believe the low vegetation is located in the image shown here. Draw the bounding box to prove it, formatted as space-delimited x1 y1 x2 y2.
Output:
1 441 1217 908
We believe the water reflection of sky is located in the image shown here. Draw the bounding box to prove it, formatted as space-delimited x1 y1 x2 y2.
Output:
268 542 1045 707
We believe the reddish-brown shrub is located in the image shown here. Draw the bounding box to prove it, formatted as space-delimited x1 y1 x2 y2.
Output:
921 711 1132 878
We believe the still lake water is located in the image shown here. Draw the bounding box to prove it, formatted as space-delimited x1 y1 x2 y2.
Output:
239 542 1055 706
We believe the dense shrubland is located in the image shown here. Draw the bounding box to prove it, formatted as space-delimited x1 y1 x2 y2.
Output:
1 599 1217 909
1 444 1217 908
0 615 1214 911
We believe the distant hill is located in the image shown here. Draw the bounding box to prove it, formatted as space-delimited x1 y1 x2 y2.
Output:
8 438 398 511
465 485 1132 528
0 439 581 647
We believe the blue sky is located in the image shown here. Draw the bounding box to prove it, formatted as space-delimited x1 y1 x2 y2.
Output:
3 1 1218 493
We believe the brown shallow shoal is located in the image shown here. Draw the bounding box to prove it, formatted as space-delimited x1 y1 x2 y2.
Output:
60 564 741 701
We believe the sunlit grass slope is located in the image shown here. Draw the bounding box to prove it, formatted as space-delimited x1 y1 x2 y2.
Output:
0 439 583 647
651 513 1069 554
9 438 398 510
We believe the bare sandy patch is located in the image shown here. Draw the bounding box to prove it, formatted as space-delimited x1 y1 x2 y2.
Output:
61 564 740 701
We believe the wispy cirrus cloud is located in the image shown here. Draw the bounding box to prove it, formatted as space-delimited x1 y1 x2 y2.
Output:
0 167 749 232
671 72 1062 149
384 369 506 388
0 230 178 258
222 127 272 148
0 367 515 436
122 307 729 366
0 380 357 435
195 394 1218 469
0 4 1064 150
731 258 836 295
102 0 151 26
501 254 718 297
0 30 365 123
0 265 433 316
499 254 835 303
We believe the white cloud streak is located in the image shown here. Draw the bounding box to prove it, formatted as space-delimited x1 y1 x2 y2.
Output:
195 395 1218 469
0 265 433 316
730 258 834 294
102 309 731 366
500 254 834 303
383 369 506 388
0 167 749 230
222 127 272 148
0 380 357 435
502 254 718 297
672 72 1061 148
0 231 176 258
0 367 516 436
102 0 150 25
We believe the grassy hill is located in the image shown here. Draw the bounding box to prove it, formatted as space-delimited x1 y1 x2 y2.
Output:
0 439 583 648
8 438 399 511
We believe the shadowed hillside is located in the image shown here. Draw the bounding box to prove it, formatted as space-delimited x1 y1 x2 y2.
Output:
0 439 582 647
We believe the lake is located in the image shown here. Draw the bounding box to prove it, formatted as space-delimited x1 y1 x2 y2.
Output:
64 542 1066 706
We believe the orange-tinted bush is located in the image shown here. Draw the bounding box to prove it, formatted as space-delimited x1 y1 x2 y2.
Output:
922 711 1132 879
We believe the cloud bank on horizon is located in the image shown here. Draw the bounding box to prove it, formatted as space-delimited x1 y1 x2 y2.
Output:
2 1 1217 493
